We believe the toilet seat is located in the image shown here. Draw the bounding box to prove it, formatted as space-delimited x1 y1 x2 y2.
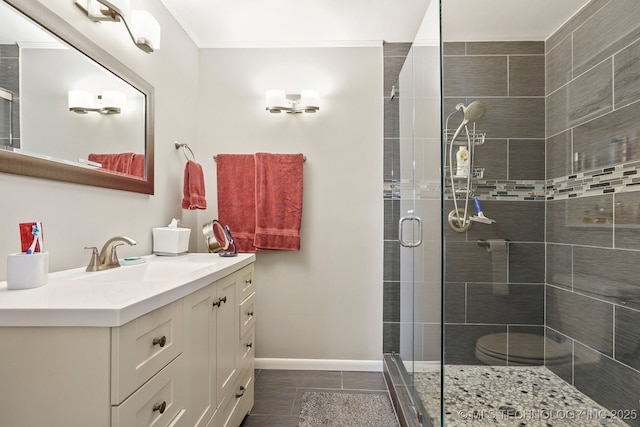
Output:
475 333 571 366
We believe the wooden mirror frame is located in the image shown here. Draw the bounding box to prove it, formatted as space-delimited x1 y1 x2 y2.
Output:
1 0 154 194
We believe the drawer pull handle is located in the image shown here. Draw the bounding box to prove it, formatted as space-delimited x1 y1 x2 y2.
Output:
153 401 167 414
246 342 253 349
247 310 254 317
235 385 246 398
152 336 167 348
245 278 252 285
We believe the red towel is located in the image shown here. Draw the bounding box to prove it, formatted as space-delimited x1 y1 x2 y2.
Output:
216 155 256 252
254 153 304 251
88 152 134 175
182 160 207 210
88 152 145 178
130 154 145 179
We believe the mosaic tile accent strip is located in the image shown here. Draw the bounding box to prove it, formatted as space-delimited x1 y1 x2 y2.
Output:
415 365 632 426
385 162 640 201
547 161 640 200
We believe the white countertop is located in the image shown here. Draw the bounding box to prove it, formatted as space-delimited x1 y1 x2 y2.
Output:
0 253 255 327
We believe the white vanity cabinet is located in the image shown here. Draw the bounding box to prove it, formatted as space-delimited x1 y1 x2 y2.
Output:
0 255 255 427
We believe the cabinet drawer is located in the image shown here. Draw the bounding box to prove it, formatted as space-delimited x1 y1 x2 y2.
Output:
111 300 183 404
239 326 255 374
221 367 254 427
238 292 255 339
237 265 255 304
112 355 186 427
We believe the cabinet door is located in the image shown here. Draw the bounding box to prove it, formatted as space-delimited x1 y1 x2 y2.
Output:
215 273 238 409
184 284 216 427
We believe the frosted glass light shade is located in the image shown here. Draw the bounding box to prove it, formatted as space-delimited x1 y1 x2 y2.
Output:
68 90 94 113
266 90 290 113
299 90 320 112
131 10 161 51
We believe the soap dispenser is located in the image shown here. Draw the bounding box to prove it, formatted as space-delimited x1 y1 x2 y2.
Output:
456 146 470 177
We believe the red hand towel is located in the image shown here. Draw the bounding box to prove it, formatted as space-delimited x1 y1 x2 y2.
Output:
254 153 304 251
182 160 207 210
216 154 256 252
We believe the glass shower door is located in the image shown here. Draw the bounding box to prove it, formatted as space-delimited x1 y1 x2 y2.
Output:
395 4 443 424
397 42 422 422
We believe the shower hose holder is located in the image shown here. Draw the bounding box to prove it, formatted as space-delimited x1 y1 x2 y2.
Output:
447 208 472 233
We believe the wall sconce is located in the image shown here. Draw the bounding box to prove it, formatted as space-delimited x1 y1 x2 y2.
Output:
266 90 320 114
74 0 161 53
68 90 126 114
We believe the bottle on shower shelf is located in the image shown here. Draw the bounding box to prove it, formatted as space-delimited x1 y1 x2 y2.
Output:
456 145 470 177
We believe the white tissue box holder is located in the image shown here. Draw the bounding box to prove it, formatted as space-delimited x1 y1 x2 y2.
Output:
6 252 49 290
152 227 191 256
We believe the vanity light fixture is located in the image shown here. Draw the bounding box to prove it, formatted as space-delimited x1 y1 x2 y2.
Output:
74 0 161 53
266 90 320 114
68 90 126 114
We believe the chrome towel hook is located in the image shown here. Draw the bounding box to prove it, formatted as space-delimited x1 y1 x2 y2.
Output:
174 141 196 162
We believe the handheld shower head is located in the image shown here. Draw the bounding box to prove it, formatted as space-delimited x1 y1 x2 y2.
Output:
450 101 487 143
462 101 486 123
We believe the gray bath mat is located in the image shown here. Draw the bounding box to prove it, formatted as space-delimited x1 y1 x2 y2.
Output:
298 391 399 427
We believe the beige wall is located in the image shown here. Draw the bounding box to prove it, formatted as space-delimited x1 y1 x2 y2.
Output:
196 48 384 362
0 1 383 364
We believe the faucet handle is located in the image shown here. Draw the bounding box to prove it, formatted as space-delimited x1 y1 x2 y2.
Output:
109 243 125 268
84 246 99 272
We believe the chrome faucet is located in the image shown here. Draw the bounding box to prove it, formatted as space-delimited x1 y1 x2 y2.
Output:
85 236 137 272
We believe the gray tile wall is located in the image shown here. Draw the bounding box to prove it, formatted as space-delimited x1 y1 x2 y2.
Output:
0 44 19 148
383 42 411 353
443 41 546 365
545 1 640 422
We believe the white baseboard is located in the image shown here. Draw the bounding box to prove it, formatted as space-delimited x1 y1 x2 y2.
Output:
255 358 383 372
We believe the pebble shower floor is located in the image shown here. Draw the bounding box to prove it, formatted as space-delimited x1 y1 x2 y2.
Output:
414 366 632 426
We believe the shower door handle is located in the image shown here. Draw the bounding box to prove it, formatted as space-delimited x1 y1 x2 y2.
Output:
399 211 423 248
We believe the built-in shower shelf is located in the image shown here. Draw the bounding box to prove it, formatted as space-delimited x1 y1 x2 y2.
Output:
444 167 485 179
444 129 486 145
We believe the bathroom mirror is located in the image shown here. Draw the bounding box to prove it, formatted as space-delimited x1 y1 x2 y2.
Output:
0 0 154 194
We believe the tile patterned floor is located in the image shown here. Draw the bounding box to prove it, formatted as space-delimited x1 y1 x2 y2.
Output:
240 369 397 427
415 365 630 427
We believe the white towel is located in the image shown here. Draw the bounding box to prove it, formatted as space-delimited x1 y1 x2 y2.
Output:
486 239 508 295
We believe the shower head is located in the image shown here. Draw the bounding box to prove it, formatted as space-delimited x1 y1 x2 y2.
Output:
450 101 487 143
461 101 486 124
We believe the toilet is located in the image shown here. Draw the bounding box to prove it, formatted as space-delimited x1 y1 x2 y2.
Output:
475 333 572 366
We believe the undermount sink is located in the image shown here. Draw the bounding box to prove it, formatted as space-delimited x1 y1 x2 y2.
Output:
71 254 219 283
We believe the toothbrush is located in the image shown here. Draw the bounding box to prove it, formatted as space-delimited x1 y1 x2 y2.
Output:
26 223 41 254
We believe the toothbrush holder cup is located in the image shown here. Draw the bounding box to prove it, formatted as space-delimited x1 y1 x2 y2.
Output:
6 252 49 290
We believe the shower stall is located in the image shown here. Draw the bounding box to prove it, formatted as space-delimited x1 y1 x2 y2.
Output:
0 43 19 150
384 1 640 426
0 86 15 147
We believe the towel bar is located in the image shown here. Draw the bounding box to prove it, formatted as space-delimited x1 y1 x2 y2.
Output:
213 154 306 162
